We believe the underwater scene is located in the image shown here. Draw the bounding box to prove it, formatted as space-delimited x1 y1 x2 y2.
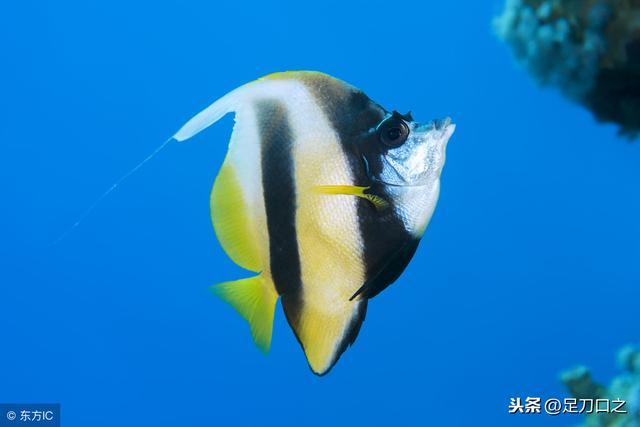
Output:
1 0 639 426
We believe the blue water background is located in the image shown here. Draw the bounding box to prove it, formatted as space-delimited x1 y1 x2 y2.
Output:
1 1 639 426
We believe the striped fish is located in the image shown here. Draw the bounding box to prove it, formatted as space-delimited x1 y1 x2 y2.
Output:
173 71 455 375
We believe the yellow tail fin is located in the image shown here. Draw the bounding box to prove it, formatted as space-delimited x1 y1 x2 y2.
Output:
211 275 278 353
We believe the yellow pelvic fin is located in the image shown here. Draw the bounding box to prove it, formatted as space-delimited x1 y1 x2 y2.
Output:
211 275 278 353
315 185 389 211
211 160 262 272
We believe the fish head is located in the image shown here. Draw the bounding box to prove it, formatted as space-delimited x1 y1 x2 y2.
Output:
362 111 455 187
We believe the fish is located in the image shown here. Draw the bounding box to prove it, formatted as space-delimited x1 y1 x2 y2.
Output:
172 71 455 375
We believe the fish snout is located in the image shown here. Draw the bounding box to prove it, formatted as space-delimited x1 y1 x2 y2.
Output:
434 117 452 131
432 117 455 149
417 117 455 139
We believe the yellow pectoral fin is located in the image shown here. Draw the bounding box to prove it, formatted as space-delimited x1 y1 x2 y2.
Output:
315 185 389 211
211 275 278 353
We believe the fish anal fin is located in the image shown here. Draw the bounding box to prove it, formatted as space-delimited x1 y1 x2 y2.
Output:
315 185 389 211
211 160 262 272
211 275 278 353
282 294 368 375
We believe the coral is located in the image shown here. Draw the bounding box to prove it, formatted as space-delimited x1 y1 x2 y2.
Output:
494 0 640 138
561 345 640 426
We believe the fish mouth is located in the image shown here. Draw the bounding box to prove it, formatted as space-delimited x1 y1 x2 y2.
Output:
442 122 455 149
429 117 456 139
431 117 456 152
434 117 453 131
416 117 455 146
416 116 453 132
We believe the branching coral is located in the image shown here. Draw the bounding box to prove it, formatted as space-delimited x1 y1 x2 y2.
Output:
495 0 640 138
561 345 640 426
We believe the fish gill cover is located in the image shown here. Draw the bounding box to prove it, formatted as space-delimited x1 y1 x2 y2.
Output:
494 0 640 138
561 345 640 426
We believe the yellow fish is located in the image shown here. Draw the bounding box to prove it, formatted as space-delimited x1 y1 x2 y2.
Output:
173 71 455 375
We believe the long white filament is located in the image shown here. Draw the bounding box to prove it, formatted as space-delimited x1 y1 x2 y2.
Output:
52 137 174 245
52 83 243 245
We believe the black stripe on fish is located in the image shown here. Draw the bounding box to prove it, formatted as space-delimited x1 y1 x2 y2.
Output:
350 237 420 300
257 100 303 325
355 181 418 299
302 74 417 301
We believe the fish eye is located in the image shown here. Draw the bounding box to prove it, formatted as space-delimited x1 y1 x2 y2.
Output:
378 118 409 148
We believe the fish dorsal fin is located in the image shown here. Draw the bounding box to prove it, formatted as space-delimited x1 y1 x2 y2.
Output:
173 87 243 142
